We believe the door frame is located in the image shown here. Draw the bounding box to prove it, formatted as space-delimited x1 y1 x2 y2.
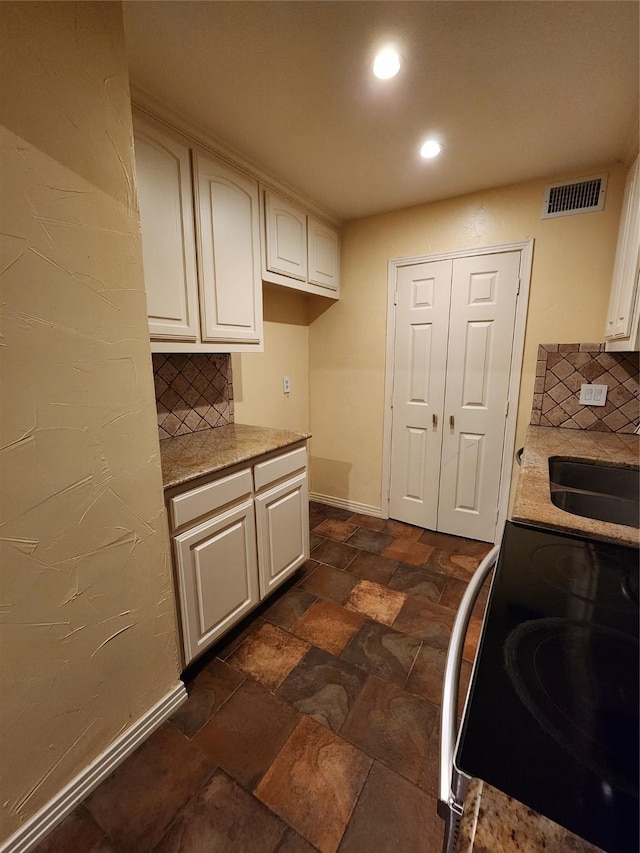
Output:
381 239 534 542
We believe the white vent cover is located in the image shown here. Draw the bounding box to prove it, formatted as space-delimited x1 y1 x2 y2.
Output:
541 173 607 219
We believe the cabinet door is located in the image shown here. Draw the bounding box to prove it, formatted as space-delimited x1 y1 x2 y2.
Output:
605 156 640 345
264 190 307 281
133 117 199 341
255 472 309 597
194 152 263 346
307 217 340 292
174 499 258 665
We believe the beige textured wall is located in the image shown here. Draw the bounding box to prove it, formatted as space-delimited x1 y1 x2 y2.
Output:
0 2 181 842
309 164 627 510
232 284 311 433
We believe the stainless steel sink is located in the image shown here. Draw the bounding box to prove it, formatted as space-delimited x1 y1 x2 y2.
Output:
548 457 639 528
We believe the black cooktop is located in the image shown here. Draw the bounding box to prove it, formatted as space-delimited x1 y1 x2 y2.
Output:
456 521 639 853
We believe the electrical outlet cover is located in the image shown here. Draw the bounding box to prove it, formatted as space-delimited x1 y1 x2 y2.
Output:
579 383 607 406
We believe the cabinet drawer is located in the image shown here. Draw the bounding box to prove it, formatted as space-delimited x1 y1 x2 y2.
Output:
253 445 307 492
170 468 252 529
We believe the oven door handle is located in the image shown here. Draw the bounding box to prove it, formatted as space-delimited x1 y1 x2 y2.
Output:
438 545 499 826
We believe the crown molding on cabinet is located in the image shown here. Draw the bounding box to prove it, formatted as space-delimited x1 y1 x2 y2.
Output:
130 83 342 228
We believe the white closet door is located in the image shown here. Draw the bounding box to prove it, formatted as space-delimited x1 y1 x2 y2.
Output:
389 260 452 528
437 251 521 540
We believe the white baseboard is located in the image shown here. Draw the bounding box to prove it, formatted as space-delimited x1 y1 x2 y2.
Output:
309 492 383 519
2 681 188 853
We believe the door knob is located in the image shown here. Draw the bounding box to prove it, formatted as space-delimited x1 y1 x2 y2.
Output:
449 415 455 428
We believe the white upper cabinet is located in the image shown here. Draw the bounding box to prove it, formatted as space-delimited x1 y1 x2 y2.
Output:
307 216 340 291
133 116 199 342
194 152 263 347
133 115 263 352
261 188 340 298
264 191 307 281
605 155 640 351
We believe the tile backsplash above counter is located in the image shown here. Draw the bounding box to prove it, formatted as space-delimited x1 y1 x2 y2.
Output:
153 353 234 439
532 343 638 433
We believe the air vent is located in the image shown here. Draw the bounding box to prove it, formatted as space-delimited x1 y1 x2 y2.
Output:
541 174 607 219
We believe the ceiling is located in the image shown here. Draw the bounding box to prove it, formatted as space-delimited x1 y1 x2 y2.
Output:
123 1 639 222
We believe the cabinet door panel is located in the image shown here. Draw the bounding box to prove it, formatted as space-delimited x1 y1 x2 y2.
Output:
174 500 258 665
195 152 262 346
255 473 309 596
308 217 340 291
605 156 640 343
134 118 199 341
265 191 307 280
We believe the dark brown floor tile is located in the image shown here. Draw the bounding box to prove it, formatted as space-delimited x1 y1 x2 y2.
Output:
380 519 424 540
169 658 245 738
340 620 421 686
153 769 287 853
300 563 357 604
344 527 394 554
309 532 326 550
276 827 320 853
277 646 367 733
340 676 437 783
295 558 320 584
417 529 473 551
313 517 359 542
309 509 325 529
263 586 317 630
438 576 468 610
347 551 399 585
463 616 483 663
381 537 434 567
346 512 387 531
387 563 448 600
317 504 355 521
194 679 300 790
406 644 471 713
310 500 327 513
337 761 443 853
344 579 406 626
255 716 372 853
214 615 265 661
226 622 310 690
426 548 482 580
310 539 360 570
392 597 455 649
418 711 441 797
291 600 364 654
84 724 210 853
34 805 104 853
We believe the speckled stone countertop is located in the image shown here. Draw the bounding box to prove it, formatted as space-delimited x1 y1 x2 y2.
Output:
455 779 605 853
159 423 311 490
513 425 639 547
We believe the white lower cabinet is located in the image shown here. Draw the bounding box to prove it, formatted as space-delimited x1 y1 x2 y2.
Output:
174 497 259 665
168 443 308 667
255 471 309 596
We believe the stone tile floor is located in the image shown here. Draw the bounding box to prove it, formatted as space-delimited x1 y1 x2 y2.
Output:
36 502 493 853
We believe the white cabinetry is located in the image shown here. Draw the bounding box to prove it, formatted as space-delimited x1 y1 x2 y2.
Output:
133 115 263 353
167 443 308 667
605 155 640 351
262 188 340 297
133 116 199 342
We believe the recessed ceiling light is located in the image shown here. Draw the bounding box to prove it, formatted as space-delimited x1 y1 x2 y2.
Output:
373 48 400 80
420 140 443 159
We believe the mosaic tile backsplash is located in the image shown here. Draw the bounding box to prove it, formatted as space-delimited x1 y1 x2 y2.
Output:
531 343 639 433
153 353 233 439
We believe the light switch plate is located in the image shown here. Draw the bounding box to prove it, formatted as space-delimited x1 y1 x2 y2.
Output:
579 383 608 406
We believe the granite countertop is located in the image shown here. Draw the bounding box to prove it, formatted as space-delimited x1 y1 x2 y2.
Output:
455 779 605 853
159 423 311 490
512 424 639 547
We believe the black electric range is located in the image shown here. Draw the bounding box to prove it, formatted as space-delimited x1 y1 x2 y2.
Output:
456 521 639 853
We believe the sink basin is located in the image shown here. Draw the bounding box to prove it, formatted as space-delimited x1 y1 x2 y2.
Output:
548 457 639 528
